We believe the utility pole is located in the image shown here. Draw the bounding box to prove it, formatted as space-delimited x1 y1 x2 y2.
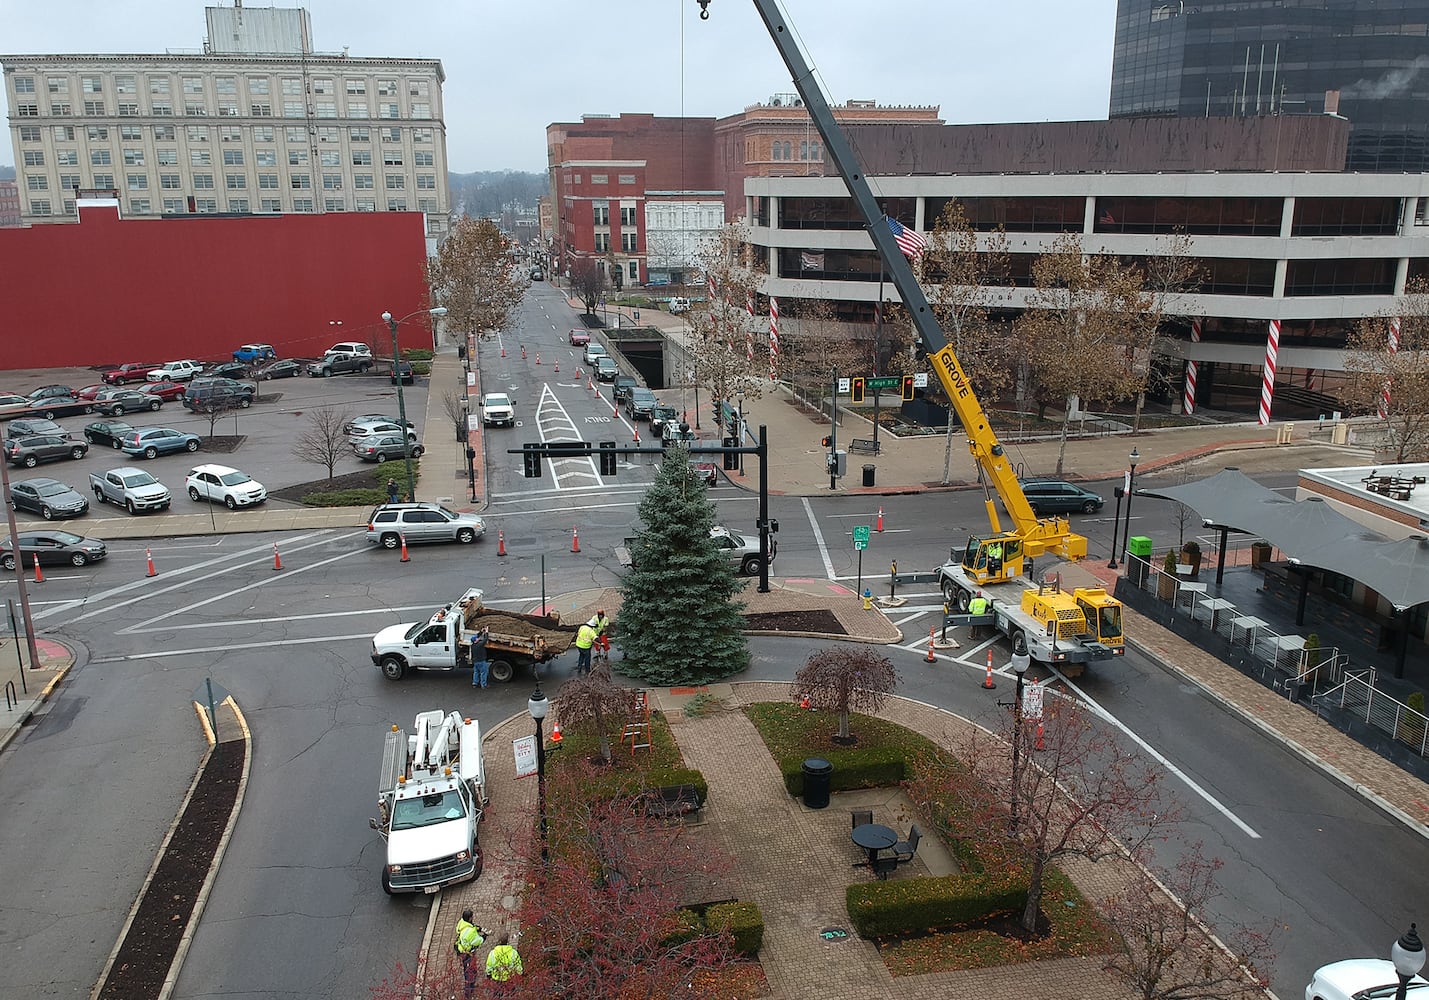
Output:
829 366 838 491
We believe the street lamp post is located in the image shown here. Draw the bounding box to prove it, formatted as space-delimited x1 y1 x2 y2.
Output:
736 389 746 477
1393 923 1424 1000
1108 485 1126 570
528 685 550 862
1121 447 1140 568
381 307 447 503
466 445 477 503
1009 650 1030 833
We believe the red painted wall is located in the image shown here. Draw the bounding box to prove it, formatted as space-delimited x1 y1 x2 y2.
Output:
0 205 434 370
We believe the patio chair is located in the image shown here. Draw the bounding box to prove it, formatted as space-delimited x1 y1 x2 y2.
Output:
893 824 921 863
850 808 872 830
872 855 899 880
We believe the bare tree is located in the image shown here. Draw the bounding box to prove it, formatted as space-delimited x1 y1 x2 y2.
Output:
1015 233 1159 475
694 224 767 415
778 297 861 415
1342 276 1429 461
569 257 607 316
1139 230 1205 431
292 405 354 480
1102 842 1277 1000
426 216 526 342
441 390 468 443
790 648 897 743
554 665 635 764
197 396 240 439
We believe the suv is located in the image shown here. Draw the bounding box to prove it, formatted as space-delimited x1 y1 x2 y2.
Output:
1019 479 1104 515
185 464 267 508
147 360 203 382
596 356 619 382
613 375 638 404
1306 959 1428 1000
121 427 202 459
6 434 87 467
668 297 691 314
183 381 255 411
626 387 658 420
232 343 277 363
365 502 485 548
662 420 696 448
649 405 679 437
710 525 776 576
326 341 372 357
308 350 373 377
348 419 417 445
8 417 70 440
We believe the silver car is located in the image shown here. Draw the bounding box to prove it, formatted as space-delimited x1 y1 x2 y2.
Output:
364 503 485 549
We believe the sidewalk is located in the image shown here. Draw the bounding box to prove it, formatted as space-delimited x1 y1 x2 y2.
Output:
0 635 74 753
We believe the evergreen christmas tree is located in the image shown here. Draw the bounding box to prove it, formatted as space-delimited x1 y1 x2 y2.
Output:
618 449 748 685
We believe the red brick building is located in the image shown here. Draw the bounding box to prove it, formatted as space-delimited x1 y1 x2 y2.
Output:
0 179 20 228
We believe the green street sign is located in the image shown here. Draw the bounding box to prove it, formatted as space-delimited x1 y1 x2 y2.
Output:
854 540 868 551
852 526 871 549
865 376 900 390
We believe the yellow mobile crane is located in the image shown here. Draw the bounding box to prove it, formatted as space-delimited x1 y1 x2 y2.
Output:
699 0 1124 672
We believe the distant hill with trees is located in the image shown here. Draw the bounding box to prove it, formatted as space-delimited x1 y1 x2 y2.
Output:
448 170 546 218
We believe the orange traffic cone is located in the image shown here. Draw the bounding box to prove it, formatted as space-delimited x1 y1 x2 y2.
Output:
145 548 157 578
633 427 640 444
521 346 527 360
497 530 507 556
925 627 936 663
500 344 506 358
550 721 563 745
981 650 996 689
571 527 581 553
554 357 560 372
876 507 884 532
399 534 410 563
588 377 595 390
799 693 811 711
535 352 541 366
32 553 44 584
273 543 283 571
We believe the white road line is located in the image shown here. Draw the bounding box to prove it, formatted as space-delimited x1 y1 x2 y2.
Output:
121 603 441 633
535 383 603 488
92 632 375 661
802 497 835 580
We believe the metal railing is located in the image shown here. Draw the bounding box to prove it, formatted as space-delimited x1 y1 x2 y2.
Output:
1316 671 1429 758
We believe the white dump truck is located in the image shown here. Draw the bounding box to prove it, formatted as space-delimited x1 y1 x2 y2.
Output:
369 709 487 895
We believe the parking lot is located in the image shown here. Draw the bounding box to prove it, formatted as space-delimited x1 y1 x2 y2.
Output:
2 362 430 526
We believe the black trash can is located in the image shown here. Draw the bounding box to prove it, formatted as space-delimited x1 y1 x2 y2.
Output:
862 464 876 487
801 757 832 809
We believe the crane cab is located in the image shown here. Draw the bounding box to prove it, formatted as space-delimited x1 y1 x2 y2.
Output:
1075 588 1124 648
959 534 1023 586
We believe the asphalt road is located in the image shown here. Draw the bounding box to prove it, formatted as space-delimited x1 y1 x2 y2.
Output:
0 294 1420 997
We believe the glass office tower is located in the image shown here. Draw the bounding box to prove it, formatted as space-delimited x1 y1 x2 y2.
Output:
1110 1 1429 171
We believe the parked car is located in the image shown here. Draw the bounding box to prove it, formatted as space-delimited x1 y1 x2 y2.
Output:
354 434 424 464
583 343 607 366
256 359 303 380
83 420 136 449
7 417 69 440
0 530 107 570
147 360 203 382
143 380 189 402
0 393 33 418
90 467 171 513
626 387 658 420
596 356 619 382
232 343 277 363
391 360 416 385
28 385 75 402
307 350 373 377
207 361 251 381
1018 479 1105 515
101 362 161 385
364 502 485 548
347 418 417 444
345 413 413 435
569 329 590 346
26 396 91 420
183 382 254 411
6 434 87 468
93 390 164 416
185 464 267 509
613 375 638 404
649 405 679 437
121 427 202 459
481 392 515 427
75 384 106 401
1306 959 1428 1000
8 477 89 519
326 342 372 357
529 268 544 281
668 297 691 314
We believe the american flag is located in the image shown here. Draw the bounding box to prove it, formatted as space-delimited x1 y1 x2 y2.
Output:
885 217 927 259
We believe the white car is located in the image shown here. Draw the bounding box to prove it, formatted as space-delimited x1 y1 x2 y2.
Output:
1306 959 1428 1000
481 393 515 427
348 419 418 446
0 393 33 417
583 343 607 366
185 464 267 509
147 360 203 382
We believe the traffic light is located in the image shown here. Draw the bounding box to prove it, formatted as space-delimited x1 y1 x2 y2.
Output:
901 374 915 401
722 436 739 470
850 377 865 404
598 440 617 476
522 443 543 478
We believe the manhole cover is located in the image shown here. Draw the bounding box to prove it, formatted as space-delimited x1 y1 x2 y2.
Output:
819 927 849 942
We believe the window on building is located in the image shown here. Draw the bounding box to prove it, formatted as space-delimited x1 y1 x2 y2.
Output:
593 205 609 225
414 151 433 166
320 150 341 167
46 77 68 94
380 103 400 119
187 126 209 142
248 77 270 95
92 173 113 188
127 174 147 190
195 197 217 212
285 127 305 142
350 127 370 142
49 125 71 140
123 149 145 165
157 149 178 165
629 261 639 281
221 149 244 166
291 174 311 189
218 102 238 117
163 198 185 213
250 103 272 116
253 149 275 167
18 126 39 141
47 102 71 116
216 76 237 95
591 174 609 185
355 198 375 211
16 104 39 117
150 76 170 95
412 102 430 117
191 149 211 165
386 198 407 211
182 76 203 95
293 197 314 212
260 198 281 212
152 102 173 116
14 77 35 94
382 127 401 142
288 149 308 165
281 78 302 95
323 174 342 189
59 173 80 190
283 101 304 118
252 125 273 141
258 174 279 189
378 79 397 96
226 174 246 189
622 233 637 252
84 100 106 116
82 76 103 94
23 151 44 166
383 149 403 166
418 198 436 213
161 174 181 189
184 103 208 117
354 174 374 189
316 126 340 143
416 174 435 190
91 150 112 165
409 79 429 96
315 101 337 118
118 103 139 117
385 175 405 189
349 150 370 166
348 100 369 117
595 233 610 251
131 198 151 213
193 174 214 189
120 125 142 139
30 200 52 216
221 126 242 142
27 175 48 191
621 206 637 226
312 78 333 95
153 124 176 140
228 198 249 212
413 127 432 143
346 79 366 95
324 197 345 211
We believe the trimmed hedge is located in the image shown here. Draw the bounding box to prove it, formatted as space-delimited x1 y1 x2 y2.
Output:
781 747 907 796
846 869 1026 939
706 901 764 957
582 766 708 807
300 487 388 507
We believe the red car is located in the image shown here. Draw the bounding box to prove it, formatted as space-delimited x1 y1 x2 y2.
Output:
144 380 188 402
102 363 161 385
569 329 590 346
76 384 105 401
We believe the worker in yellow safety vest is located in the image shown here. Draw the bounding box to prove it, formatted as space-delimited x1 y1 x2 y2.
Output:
575 622 597 675
486 933 524 982
968 592 989 637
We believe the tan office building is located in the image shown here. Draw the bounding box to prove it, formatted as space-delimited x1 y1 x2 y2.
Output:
2 6 449 236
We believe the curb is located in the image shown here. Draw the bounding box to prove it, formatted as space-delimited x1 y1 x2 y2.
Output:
0 663 72 754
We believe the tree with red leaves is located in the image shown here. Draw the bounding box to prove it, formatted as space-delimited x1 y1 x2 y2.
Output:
1101 842 1277 1000
790 647 897 742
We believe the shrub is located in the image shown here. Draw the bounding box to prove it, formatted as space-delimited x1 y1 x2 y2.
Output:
847 868 1027 938
706 901 764 957
401 348 435 362
662 908 705 949
301 487 388 507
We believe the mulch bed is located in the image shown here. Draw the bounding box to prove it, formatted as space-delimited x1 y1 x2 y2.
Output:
200 435 245 454
97 738 246 1000
743 609 847 635
268 467 387 503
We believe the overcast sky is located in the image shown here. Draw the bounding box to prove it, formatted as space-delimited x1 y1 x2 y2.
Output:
2 1 1119 173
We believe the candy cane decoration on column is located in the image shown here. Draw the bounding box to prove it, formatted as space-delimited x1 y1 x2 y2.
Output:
768 296 780 379
1378 315 1401 419
745 291 755 360
1183 317 1201 415
1258 319 1280 426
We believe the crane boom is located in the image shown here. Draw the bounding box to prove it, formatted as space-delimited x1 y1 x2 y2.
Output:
707 0 1087 564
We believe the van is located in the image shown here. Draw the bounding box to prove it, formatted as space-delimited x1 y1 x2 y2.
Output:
327 342 372 357
1019 479 1104 515
668 297 691 314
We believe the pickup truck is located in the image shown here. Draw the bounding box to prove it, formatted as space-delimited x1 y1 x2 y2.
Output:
308 351 374 377
90 467 172 514
620 525 775 577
